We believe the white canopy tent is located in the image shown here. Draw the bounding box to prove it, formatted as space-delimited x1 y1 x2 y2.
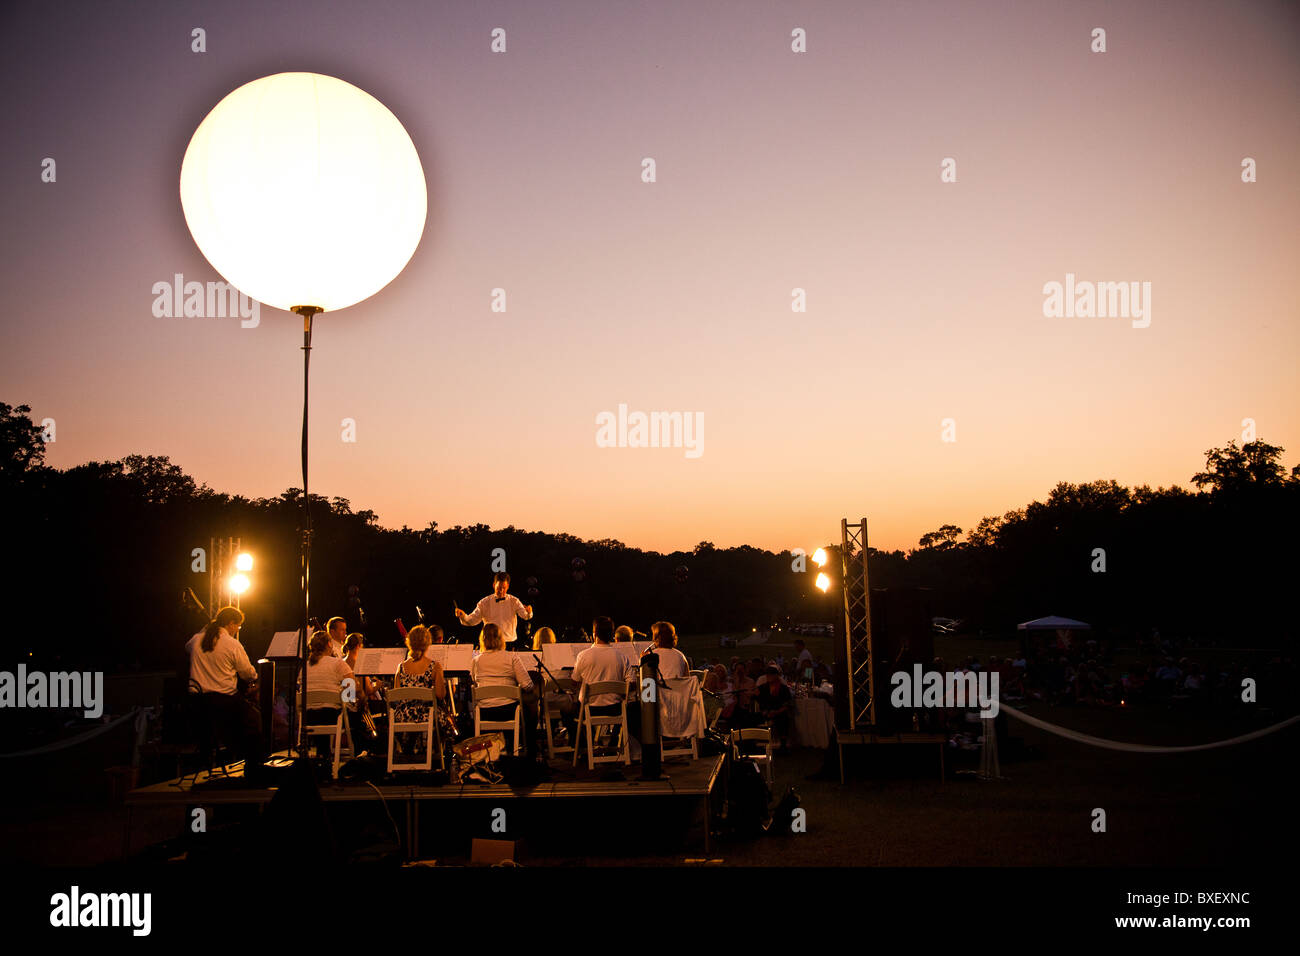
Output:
1017 615 1091 654
1017 616 1091 631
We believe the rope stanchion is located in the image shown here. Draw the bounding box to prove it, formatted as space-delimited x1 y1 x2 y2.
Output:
0 708 141 759
999 702 1300 754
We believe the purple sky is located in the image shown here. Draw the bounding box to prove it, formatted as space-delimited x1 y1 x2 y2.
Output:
2 0 1297 553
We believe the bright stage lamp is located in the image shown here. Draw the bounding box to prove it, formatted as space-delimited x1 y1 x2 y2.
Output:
235 552 253 572
812 548 828 567
229 573 251 595
179 72 427 313
815 572 831 593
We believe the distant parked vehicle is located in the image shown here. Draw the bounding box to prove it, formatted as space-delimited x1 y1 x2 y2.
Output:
795 623 835 637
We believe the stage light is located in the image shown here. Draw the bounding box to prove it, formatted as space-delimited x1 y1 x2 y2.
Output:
235 552 253 572
229 573 250 595
180 73 427 312
812 547 828 567
815 572 831 592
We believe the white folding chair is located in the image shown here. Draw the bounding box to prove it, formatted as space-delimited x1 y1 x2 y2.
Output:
732 727 774 786
659 729 699 761
573 681 631 770
304 690 355 779
386 686 435 772
542 677 577 758
473 685 524 756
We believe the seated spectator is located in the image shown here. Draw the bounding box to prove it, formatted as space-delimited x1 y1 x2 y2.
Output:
704 663 729 696
757 665 794 750
725 663 760 728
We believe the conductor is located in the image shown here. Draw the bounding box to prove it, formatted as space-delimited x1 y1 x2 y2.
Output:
455 572 534 649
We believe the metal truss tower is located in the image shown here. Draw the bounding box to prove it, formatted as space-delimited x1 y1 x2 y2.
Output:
840 518 874 729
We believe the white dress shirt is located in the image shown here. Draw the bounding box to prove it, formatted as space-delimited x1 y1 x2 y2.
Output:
572 643 632 706
186 630 257 695
462 594 533 646
471 649 533 708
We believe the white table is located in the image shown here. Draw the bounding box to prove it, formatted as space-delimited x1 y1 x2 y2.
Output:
791 696 834 749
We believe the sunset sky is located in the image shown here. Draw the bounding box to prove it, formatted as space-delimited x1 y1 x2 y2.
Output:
2 0 1297 555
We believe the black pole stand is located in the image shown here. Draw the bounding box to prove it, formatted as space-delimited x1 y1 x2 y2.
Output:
639 651 664 780
291 305 323 764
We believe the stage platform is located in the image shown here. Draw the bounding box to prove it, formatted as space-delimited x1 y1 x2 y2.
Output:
125 751 727 858
836 729 946 784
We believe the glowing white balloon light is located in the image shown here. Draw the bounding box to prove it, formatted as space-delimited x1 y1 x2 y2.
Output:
180 72 427 312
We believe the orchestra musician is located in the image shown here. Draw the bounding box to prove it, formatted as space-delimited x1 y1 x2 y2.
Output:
326 616 348 658
647 620 690 678
186 606 264 771
304 630 372 752
531 625 557 652
572 615 639 744
470 622 537 756
454 572 533 650
341 632 382 748
392 625 447 758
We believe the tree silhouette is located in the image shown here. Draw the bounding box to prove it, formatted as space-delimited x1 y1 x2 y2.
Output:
1192 440 1293 493
0 402 46 484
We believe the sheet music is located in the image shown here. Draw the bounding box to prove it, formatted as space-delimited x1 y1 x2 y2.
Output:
613 641 652 666
508 651 543 671
264 631 301 658
540 643 581 670
354 647 407 675
426 644 474 671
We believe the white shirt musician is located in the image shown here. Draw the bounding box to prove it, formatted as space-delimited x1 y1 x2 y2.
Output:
187 614 257 695
455 572 533 648
572 619 633 707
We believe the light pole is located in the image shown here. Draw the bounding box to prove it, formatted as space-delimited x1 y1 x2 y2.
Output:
180 72 427 763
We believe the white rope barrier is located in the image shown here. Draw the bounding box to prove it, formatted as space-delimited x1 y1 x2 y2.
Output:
999 703 1300 754
0 708 142 759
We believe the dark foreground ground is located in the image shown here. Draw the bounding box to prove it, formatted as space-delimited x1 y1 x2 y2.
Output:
3 699 1294 868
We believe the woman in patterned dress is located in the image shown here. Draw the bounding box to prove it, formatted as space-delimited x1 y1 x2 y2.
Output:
392 625 446 756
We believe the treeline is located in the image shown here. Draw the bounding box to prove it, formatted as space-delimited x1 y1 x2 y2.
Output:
1 402 1296 671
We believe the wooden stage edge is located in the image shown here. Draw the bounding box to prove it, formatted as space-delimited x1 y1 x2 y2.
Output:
125 752 727 857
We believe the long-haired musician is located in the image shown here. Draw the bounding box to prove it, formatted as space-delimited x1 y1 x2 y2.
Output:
186 606 264 770
341 632 377 701
305 630 370 751
341 632 383 748
531 626 557 652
